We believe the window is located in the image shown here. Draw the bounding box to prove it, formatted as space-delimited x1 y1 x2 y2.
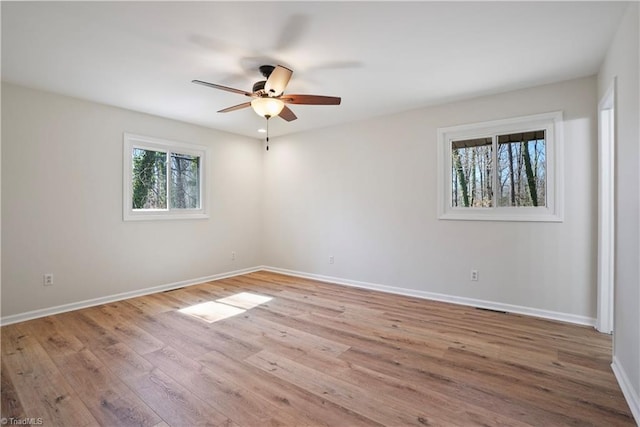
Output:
437 112 563 222
123 133 208 220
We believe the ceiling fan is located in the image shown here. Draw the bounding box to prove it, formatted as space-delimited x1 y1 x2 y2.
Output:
192 65 341 122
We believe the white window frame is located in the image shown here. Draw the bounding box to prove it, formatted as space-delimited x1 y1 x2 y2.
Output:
123 133 209 221
437 111 564 222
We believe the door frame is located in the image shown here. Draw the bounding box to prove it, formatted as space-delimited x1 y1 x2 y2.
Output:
596 78 616 334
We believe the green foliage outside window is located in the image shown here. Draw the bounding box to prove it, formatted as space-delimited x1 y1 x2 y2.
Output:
132 148 167 209
132 148 200 210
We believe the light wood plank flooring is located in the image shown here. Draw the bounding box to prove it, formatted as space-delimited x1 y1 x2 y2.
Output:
1 271 635 426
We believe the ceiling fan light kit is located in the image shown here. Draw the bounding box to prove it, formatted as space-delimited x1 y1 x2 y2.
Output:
251 97 285 118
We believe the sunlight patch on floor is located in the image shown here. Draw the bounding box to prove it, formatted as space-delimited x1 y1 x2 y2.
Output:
178 292 273 323
217 292 273 309
179 301 245 323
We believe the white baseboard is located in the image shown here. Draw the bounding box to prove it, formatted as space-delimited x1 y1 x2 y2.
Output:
612 357 640 425
260 266 596 327
1 265 597 329
0 266 262 326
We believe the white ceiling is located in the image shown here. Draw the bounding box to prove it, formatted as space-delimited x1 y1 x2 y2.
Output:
1 1 628 138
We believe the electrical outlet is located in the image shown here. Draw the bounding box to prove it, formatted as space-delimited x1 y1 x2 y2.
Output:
231 251 236 261
329 256 334 264
43 274 54 286
470 270 479 281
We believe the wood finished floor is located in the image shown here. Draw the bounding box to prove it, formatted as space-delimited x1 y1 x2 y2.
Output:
1 271 635 426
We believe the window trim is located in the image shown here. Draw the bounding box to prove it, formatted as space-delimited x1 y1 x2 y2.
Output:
436 111 564 222
123 133 209 221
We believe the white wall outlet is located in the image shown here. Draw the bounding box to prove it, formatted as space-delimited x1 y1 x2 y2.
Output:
231 251 236 261
470 270 479 281
43 274 54 286
329 256 334 264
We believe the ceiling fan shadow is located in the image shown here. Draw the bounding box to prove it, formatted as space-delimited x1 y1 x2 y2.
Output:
313 60 364 71
273 13 311 51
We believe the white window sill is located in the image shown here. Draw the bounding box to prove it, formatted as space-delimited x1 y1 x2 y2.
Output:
124 212 209 221
439 208 563 222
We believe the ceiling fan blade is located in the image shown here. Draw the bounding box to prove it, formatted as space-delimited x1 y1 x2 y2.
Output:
192 80 253 97
278 106 297 122
264 65 293 97
218 102 252 113
281 94 341 105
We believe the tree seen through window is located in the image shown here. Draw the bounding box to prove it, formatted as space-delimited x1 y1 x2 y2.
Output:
131 148 200 210
451 130 546 208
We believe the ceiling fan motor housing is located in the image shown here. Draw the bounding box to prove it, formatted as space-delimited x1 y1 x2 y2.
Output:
253 80 267 93
259 65 275 78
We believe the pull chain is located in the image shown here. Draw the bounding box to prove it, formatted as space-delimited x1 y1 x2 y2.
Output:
266 116 269 151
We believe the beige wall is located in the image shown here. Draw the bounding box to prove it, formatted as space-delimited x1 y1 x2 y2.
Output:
262 76 598 322
1 83 264 317
1 76 600 325
598 2 640 421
